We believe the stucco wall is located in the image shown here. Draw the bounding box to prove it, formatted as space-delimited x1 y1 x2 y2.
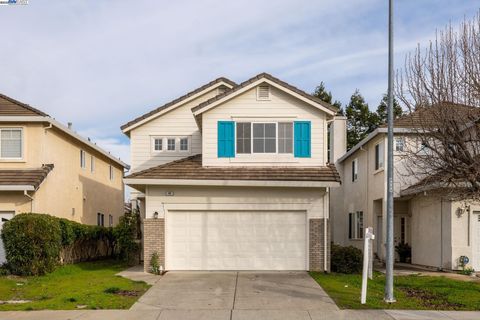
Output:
0 123 124 226
201 86 328 167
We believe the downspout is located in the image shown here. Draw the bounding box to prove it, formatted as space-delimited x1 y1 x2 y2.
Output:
24 190 34 212
324 188 329 272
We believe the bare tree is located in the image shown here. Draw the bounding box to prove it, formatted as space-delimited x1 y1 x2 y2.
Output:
396 12 480 200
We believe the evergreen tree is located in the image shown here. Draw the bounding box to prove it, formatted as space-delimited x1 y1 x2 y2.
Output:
312 82 343 113
375 94 403 124
345 89 377 149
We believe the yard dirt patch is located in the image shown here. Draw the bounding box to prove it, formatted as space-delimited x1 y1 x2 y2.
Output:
399 287 465 309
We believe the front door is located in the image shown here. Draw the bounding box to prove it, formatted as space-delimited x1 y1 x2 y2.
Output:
0 212 14 264
394 215 410 262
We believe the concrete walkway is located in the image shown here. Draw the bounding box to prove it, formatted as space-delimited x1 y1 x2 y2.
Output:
1 269 480 319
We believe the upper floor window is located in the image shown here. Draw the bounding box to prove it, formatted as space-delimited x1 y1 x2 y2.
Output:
90 155 95 173
97 212 104 226
395 137 405 152
352 158 358 182
109 165 114 180
253 123 276 153
180 137 189 151
236 122 251 154
109 214 113 227
153 138 163 151
0 128 22 159
374 143 384 170
167 138 176 151
80 150 86 168
278 122 293 154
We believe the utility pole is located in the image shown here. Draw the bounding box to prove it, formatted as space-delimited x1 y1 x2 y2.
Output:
385 0 396 303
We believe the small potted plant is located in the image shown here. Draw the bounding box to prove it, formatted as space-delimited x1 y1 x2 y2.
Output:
395 242 411 263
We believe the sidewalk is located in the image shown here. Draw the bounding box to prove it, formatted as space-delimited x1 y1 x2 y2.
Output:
0 309 480 320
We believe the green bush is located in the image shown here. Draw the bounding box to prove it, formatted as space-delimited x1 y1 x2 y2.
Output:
331 244 363 274
113 212 140 265
2 213 62 276
150 252 160 275
1 213 114 276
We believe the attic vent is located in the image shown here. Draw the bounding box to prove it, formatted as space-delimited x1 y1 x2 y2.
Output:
257 85 270 100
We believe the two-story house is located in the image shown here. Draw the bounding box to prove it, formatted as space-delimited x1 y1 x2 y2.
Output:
122 73 344 272
0 93 129 262
330 108 480 271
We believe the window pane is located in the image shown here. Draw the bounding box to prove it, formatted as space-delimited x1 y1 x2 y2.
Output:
154 138 162 151
168 138 175 150
236 123 251 154
265 123 276 138
265 138 276 153
253 123 264 138
180 138 188 151
1 129 22 158
253 138 264 153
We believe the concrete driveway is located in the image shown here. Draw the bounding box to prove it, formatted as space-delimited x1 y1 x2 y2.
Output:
131 271 345 319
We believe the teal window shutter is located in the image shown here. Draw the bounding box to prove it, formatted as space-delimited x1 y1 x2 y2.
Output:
294 121 311 158
218 121 235 158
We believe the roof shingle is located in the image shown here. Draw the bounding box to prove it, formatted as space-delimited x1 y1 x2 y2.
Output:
126 154 340 183
0 164 54 189
0 93 49 117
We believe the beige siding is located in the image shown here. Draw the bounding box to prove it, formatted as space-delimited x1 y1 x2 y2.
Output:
129 88 220 173
0 123 125 226
201 86 327 167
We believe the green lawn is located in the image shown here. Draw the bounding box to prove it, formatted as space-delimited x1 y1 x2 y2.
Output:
0 260 150 311
310 272 480 310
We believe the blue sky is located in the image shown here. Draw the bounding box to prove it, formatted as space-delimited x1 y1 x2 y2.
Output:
0 0 478 165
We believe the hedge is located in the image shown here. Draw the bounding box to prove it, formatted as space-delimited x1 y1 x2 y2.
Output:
0 213 134 276
331 243 363 274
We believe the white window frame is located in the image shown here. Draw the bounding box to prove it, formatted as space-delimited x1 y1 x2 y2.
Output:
0 127 24 161
236 122 252 154
109 165 114 181
167 138 176 151
80 150 86 169
395 137 405 152
352 158 358 182
152 137 164 153
179 137 189 152
375 142 384 170
90 155 95 173
278 122 294 154
252 122 278 154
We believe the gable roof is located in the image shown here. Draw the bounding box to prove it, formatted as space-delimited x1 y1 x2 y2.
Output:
0 93 49 117
0 164 54 191
121 77 236 133
191 73 339 116
125 154 340 184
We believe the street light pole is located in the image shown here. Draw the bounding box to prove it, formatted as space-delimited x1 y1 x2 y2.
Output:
385 0 396 303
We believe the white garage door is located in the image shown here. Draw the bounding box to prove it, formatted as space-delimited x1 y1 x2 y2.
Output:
166 211 307 270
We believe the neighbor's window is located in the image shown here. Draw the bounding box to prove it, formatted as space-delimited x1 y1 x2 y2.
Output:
348 211 364 239
80 150 86 168
90 155 95 173
278 122 293 154
0 128 22 159
180 137 189 151
167 138 176 151
153 138 163 151
97 212 104 227
374 143 384 170
395 137 405 152
109 165 114 181
236 122 251 154
352 158 358 182
109 214 113 227
253 123 276 153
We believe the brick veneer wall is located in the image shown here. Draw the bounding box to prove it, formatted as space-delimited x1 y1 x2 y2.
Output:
143 218 165 272
309 218 330 272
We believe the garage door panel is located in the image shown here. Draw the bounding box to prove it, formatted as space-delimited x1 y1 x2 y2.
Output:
166 211 307 270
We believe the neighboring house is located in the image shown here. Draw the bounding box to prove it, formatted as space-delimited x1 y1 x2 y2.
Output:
330 108 480 271
0 93 128 255
122 73 345 271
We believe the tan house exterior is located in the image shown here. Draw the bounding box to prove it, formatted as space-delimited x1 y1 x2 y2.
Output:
0 93 128 227
123 73 344 272
330 112 480 271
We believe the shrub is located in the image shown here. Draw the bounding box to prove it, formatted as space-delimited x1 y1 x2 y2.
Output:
150 252 161 275
1 213 115 276
395 242 412 263
113 212 140 264
331 244 363 274
2 213 62 275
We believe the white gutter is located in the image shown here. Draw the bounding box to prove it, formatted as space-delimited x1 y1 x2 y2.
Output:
0 185 35 191
124 178 341 188
24 190 34 212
